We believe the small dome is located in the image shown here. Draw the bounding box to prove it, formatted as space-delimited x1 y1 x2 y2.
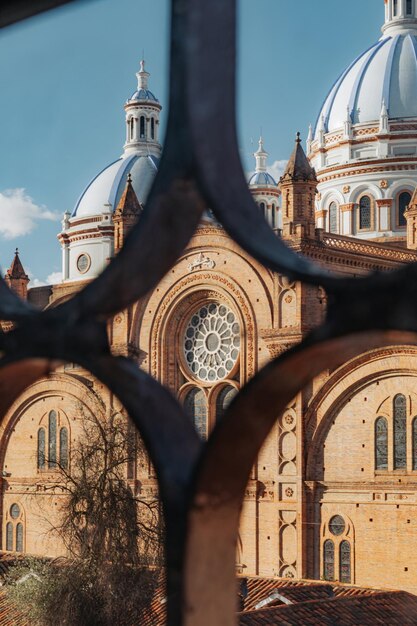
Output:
128 88 159 103
72 154 159 218
248 171 277 187
315 32 417 137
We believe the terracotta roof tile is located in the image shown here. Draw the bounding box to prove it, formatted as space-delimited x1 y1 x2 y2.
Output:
239 591 417 626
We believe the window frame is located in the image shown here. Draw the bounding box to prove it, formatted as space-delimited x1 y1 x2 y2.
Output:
357 194 374 232
396 190 412 229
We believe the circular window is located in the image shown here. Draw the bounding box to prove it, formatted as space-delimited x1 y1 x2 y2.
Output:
329 515 345 536
76 253 91 274
10 504 20 520
183 303 240 382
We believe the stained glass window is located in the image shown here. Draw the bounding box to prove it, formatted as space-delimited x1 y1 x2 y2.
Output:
340 541 351 583
6 523 13 551
323 540 335 581
216 386 238 422
375 417 388 470
394 394 407 469
16 524 23 553
329 202 338 233
37 428 46 470
329 515 345 536
398 192 411 227
48 410 57 469
359 196 371 230
60 428 68 470
10 504 20 520
184 388 207 439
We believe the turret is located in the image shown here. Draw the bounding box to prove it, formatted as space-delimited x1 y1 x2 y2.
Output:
4 249 29 300
382 0 417 35
279 133 317 240
248 137 281 231
123 59 162 157
113 174 142 253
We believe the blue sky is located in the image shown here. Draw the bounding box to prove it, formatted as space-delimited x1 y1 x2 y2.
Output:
0 0 382 284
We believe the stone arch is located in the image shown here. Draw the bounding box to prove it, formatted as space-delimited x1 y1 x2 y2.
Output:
305 346 417 481
348 183 383 204
150 274 257 388
0 372 106 470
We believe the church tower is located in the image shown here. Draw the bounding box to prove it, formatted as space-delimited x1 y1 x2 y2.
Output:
113 174 142 253
382 0 417 35
279 133 317 239
4 249 29 300
123 60 162 157
248 137 280 231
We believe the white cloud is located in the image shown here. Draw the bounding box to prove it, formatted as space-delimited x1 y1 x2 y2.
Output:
0 188 58 239
27 269 62 288
267 160 288 182
46 271 62 285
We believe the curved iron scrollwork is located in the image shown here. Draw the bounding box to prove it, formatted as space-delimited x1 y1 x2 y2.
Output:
2 1 417 625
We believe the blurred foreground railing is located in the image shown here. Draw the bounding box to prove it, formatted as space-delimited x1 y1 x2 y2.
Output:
3 1 417 625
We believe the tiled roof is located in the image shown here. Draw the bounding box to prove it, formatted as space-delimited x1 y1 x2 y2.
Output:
238 576 382 612
238 591 417 626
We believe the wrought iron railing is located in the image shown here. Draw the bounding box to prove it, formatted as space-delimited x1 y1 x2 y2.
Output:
3 1 417 624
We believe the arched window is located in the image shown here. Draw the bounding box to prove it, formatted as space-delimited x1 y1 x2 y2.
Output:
60 427 68 470
394 394 407 469
129 117 134 140
359 196 372 230
37 427 46 470
375 417 388 470
48 410 57 469
184 388 207 439
216 386 238 422
407 0 413 15
329 202 338 233
151 117 155 140
16 524 23 553
413 418 417 470
259 202 266 217
323 540 335 581
394 0 398 15
140 116 145 139
398 191 411 227
5 523 13 551
271 204 276 228
339 541 351 583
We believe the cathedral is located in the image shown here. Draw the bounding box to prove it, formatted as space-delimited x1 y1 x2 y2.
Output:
4 0 417 596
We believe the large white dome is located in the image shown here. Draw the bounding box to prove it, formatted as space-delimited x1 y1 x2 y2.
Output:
72 154 159 218
315 31 417 138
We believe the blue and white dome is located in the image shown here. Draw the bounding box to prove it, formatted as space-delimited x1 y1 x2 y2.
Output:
128 88 159 103
72 154 159 218
60 60 162 283
315 1 417 138
248 171 277 186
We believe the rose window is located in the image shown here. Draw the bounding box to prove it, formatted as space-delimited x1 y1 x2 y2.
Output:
184 303 240 382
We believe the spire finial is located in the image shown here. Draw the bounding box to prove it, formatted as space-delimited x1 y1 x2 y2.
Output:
296 132 301 144
127 172 132 184
15 247 19 255
137 58 150 90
